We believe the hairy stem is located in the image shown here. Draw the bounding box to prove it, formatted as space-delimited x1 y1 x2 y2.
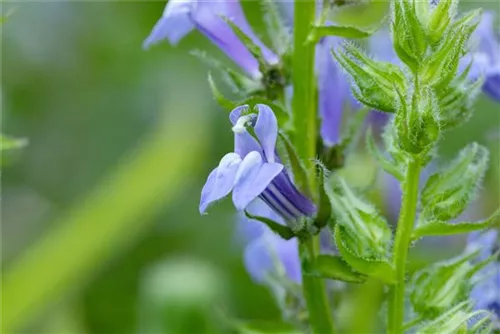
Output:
388 158 421 334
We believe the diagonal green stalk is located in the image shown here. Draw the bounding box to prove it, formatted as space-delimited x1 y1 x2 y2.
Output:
292 1 335 333
388 157 421 334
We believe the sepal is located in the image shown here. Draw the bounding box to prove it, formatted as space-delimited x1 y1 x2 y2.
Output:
208 73 237 110
411 208 500 241
332 43 406 113
366 127 403 181
277 132 311 197
308 24 376 45
303 254 366 283
261 0 292 56
222 16 269 70
244 210 295 240
314 162 332 229
427 0 458 46
421 143 489 221
394 84 440 156
392 0 427 72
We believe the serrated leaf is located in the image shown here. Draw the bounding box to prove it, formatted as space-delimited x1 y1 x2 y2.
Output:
303 254 366 283
334 224 396 283
412 208 500 241
208 73 237 111
244 210 295 240
1 134 28 151
366 127 403 181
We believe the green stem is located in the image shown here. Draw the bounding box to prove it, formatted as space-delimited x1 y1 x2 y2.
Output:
292 1 334 333
388 158 421 334
292 0 317 187
300 236 336 334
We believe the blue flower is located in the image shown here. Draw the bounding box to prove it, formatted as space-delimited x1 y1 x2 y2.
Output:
467 230 500 324
200 104 316 222
238 200 301 283
465 11 500 102
316 37 356 146
144 0 279 79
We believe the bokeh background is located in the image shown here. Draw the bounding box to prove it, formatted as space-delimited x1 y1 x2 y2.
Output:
1 1 499 333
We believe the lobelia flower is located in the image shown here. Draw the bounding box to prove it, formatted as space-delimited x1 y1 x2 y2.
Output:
143 0 279 79
316 36 357 146
238 200 301 283
199 104 317 224
467 230 500 326
464 11 500 102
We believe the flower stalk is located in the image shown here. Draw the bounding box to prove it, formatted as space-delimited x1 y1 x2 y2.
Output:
292 1 335 333
388 157 422 334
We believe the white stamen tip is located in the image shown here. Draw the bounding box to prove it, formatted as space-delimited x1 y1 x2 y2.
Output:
232 115 252 133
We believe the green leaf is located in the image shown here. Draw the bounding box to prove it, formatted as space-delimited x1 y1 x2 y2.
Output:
208 73 236 111
277 132 310 197
334 225 396 283
412 208 500 241
232 320 300 334
308 24 376 45
304 255 366 283
244 211 295 240
0 134 28 151
366 127 403 181
339 106 370 151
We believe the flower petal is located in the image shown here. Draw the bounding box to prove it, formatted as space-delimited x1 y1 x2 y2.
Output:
254 104 278 162
244 232 301 283
143 1 195 48
232 151 283 210
230 105 261 157
199 152 242 213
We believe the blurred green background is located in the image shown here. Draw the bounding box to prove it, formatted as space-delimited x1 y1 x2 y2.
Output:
1 1 499 333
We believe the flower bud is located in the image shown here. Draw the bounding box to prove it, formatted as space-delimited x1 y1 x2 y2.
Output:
427 0 458 46
392 0 427 72
333 43 406 113
394 85 440 155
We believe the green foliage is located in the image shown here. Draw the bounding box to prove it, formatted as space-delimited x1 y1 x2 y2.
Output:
303 254 366 283
410 251 493 318
394 84 440 156
412 208 500 240
277 132 311 197
366 127 404 181
326 178 395 282
244 210 296 240
332 43 406 113
421 143 489 221
261 0 292 56
414 301 492 334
